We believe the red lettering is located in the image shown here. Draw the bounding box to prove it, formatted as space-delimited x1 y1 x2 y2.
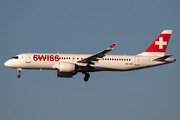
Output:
42 55 46 61
33 55 38 61
37 55 41 61
50 55 54 61
33 54 60 62
47 55 49 61
55 55 59 61
38 55 46 61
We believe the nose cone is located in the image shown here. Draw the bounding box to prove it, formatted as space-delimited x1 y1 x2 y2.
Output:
4 60 12 67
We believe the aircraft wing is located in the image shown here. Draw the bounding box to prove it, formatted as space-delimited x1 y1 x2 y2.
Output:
153 54 173 61
77 42 116 64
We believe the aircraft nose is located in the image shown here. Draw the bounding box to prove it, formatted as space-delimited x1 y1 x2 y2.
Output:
4 60 12 67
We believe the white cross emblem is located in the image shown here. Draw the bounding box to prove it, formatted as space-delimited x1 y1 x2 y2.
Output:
155 37 167 49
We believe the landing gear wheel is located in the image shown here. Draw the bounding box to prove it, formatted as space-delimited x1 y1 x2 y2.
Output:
84 77 88 82
84 73 90 82
17 68 22 78
17 74 21 78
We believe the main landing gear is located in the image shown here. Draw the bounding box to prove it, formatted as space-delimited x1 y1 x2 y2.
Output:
82 72 90 82
82 63 91 82
17 68 22 78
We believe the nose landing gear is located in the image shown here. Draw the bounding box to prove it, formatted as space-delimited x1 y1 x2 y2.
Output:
17 68 22 78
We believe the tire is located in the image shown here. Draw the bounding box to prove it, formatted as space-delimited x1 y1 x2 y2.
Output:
17 75 21 78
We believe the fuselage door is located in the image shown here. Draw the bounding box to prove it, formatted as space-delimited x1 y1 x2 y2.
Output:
26 54 31 63
135 56 140 66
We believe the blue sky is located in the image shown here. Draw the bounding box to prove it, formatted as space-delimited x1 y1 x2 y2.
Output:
0 0 180 120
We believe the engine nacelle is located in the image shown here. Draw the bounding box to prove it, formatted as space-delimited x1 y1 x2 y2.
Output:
57 62 78 77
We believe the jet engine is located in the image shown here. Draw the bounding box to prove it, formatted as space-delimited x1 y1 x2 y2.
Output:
57 62 78 77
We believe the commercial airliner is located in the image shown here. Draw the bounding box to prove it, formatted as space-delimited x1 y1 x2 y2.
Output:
4 30 176 82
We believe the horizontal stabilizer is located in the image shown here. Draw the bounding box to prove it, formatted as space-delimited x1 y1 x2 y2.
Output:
153 54 173 61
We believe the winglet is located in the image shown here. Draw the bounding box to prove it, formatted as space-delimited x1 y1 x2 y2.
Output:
107 42 116 50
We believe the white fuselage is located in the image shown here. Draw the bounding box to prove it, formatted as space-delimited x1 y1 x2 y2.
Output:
4 53 175 72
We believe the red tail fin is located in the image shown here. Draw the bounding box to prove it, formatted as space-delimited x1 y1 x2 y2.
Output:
139 30 172 56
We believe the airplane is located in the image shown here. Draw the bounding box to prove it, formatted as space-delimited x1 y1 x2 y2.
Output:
4 30 176 82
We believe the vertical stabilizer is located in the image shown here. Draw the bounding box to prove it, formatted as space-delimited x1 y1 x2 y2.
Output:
139 30 172 56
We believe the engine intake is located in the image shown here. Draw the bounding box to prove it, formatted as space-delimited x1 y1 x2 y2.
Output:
57 62 78 77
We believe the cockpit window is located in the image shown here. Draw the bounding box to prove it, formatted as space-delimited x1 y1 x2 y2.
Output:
10 56 19 59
